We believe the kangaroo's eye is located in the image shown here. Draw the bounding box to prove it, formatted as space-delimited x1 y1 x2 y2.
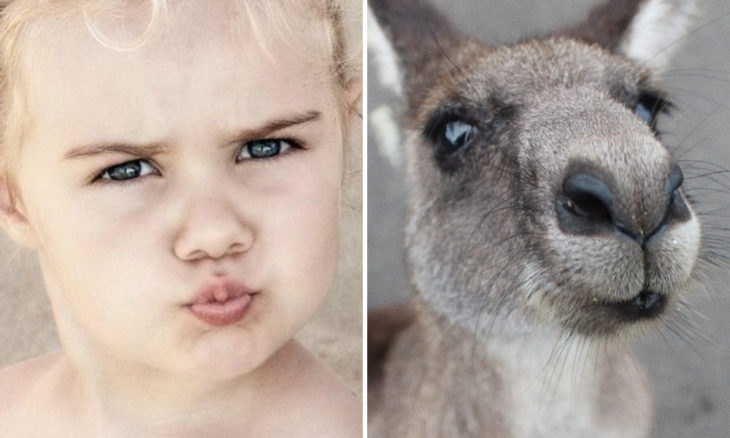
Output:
634 92 671 131
100 159 156 181
444 121 478 150
429 119 478 156
236 139 293 161
634 102 653 125
424 110 481 160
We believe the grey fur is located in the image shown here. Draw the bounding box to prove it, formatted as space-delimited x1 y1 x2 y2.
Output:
368 0 702 436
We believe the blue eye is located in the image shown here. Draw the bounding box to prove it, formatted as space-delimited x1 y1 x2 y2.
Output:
634 92 670 131
424 112 480 160
634 102 653 125
100 160 156 181
236 139 293 161
444 120 477 150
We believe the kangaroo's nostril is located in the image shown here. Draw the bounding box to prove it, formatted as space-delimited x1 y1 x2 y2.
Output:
668 186 691 221
666 165 684 194
562 173 614 224
558 167 692 240
664 165 691 223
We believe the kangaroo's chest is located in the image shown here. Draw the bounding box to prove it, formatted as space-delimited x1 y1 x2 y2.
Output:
375 326 652 438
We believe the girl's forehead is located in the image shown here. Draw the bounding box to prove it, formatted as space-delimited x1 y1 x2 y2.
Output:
25 1 332 67
19 1 338 150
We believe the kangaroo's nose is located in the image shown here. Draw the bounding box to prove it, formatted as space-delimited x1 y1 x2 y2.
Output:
562 173 614 225
558 165 689 244
665 166 691 225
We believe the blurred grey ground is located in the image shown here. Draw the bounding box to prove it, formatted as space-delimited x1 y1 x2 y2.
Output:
367 0 730 436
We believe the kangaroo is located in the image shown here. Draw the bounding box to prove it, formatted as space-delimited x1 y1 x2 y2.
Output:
368 0 706 437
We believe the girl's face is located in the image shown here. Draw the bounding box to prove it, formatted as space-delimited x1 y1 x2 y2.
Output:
8 2 345 377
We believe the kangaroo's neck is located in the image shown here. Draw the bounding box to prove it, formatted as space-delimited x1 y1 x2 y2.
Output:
414 301 591 385
377 300 652 438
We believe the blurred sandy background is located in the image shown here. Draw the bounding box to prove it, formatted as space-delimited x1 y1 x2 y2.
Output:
0 0 362 396
368 0 730 436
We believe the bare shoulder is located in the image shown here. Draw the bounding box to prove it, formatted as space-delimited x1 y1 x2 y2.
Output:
0 353 84 437
266 342 362 437
0 353 63 425
299 353 362 437
0 353 60 403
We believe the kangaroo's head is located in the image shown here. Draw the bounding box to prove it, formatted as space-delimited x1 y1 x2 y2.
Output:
370 0 702 338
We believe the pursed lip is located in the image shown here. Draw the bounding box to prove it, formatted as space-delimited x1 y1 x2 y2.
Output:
186 276 258 326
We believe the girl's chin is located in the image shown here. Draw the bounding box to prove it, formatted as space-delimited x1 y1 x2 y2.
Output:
178 328 289 381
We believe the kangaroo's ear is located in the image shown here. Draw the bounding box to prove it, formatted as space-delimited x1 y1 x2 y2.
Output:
0 179 40 250
568 0 700 72
368 0 465 110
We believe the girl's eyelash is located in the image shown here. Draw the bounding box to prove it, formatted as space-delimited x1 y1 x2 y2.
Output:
235 137 305 162
90 137 306 185
92 159 159 185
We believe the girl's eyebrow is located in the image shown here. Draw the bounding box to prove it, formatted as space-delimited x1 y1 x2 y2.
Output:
228 110 322 141
63 110 322 160
64 142 169 160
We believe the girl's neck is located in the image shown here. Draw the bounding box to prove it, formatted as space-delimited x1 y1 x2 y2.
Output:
57 340 303 437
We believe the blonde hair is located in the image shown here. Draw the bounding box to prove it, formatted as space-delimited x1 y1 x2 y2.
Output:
0 0 361 178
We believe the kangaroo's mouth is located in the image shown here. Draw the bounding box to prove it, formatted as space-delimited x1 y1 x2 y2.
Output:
563 290 669 337
603 290 666 322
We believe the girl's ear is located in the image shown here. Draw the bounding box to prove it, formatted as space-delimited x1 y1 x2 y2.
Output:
0 178 40 250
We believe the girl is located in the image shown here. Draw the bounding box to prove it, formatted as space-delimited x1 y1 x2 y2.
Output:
0 0 362 436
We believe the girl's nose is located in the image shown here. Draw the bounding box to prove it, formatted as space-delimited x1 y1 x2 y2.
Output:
172 195 253 262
